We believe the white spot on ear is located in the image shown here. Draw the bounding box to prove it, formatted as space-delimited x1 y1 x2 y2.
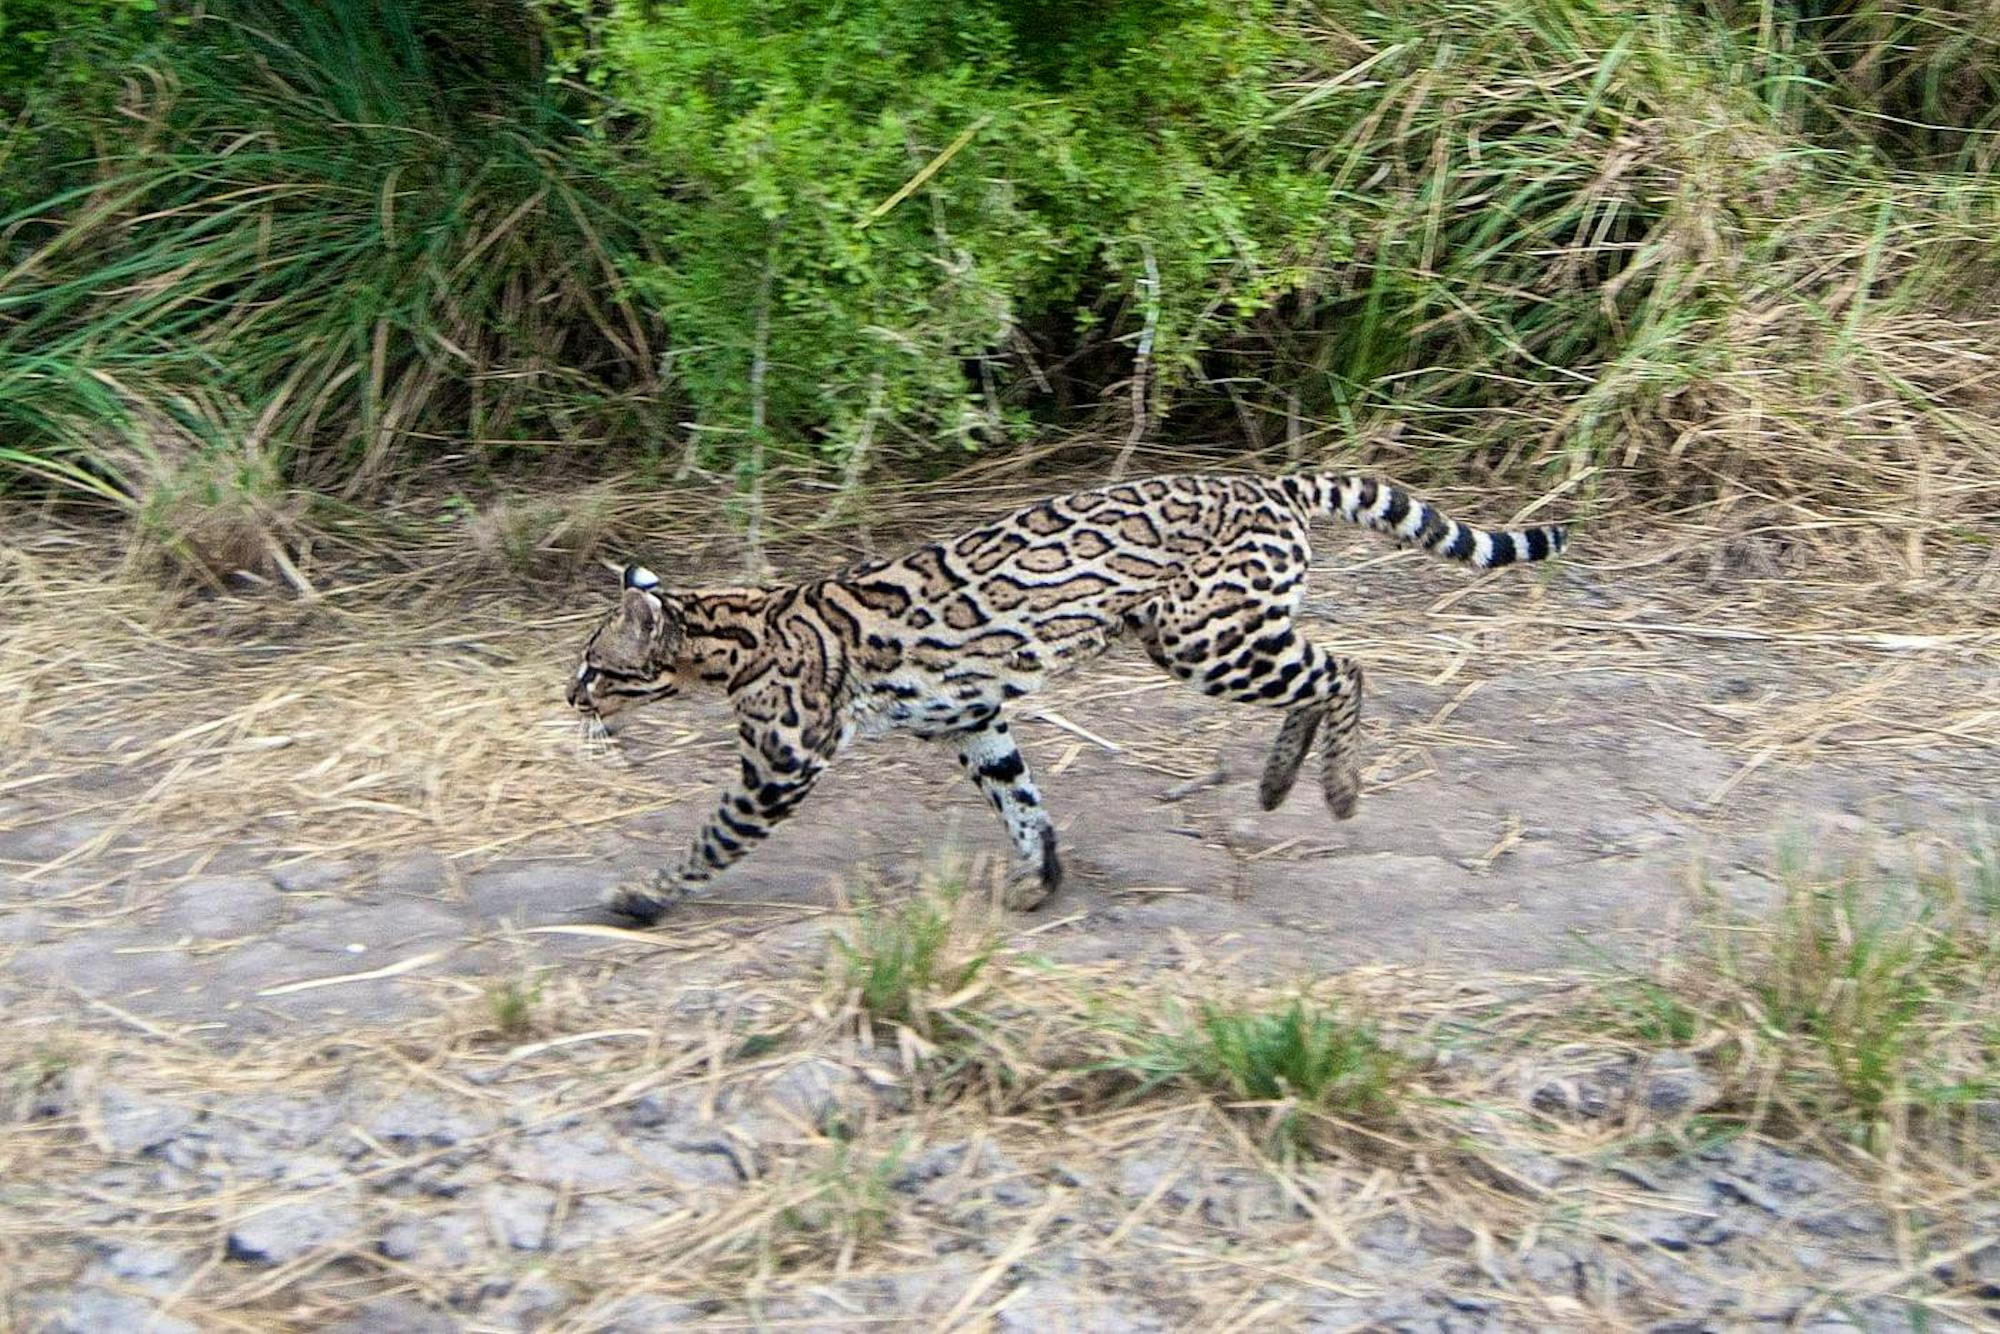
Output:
624 565 660 590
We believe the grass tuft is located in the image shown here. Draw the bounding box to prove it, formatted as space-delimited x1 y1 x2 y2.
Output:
767 1136 910 1271
1116 995 1407 1150
829 870 997 1039
486 970 548 1041
1597 834 2000 1156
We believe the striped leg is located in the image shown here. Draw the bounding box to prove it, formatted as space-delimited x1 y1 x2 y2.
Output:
1149 583 1366 821
952 716 1061 910
606 685 840 925
1258 703 1325 811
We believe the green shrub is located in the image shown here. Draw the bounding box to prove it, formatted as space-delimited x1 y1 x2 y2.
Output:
588 0 1999 512
0 0 163 214
598 0 1326 470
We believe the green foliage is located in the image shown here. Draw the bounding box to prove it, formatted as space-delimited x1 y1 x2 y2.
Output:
0 0 157 93
3 0 1998 521
487 970 548 1039
599 0 1325 466
1117 995 1405 1148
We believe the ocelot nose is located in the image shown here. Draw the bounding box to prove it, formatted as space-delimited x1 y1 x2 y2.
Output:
567 666 599 709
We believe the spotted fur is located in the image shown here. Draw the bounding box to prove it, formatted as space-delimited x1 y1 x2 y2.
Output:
567 472 1567 924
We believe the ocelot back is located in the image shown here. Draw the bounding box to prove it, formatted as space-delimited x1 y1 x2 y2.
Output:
567 472 1567 924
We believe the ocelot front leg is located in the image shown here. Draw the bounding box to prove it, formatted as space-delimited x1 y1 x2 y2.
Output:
606 687 839 925
949 715 1062 911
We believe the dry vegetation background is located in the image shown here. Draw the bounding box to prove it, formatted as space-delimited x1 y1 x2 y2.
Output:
3 0 2000 1330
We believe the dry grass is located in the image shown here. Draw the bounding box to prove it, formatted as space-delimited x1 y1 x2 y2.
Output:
4 885 1997 1329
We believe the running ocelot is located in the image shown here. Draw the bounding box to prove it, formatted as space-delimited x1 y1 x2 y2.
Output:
567 472 1567 924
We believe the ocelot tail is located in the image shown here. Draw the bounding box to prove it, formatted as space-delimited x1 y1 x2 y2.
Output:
566 472 1568 924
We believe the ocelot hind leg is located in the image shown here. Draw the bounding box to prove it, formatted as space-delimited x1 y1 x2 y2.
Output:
1258 703 1325 811
1138 577 1366 821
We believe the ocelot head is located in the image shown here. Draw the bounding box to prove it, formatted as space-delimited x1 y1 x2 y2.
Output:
566 564 688 720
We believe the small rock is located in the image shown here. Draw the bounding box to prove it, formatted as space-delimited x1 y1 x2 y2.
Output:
97 1086 195 1156
156 875 286 938
1115 1153 1197 1207
1528 1064 1627 1120
90 1241 189 1285
508 1128 638 1190
1711 1171 1783 1215
554 1199 662 1252
892 1140 986 1192
375 852 450 895
1610 1205 1708 1253
366 1093 488 1150
598 1295 712 1330
996 1277 1150 1332
628 1090 684 1130
991 1177 1041 1208
226 1199 360 1264
209 1094 348 1154
1516 1243 1584 1296
762 1057 862 1130
1050 1163 1096 1190
479 1275 573 1331
633 1140 747 1193
378 1210 484 1267
483 1185 557 1251
326 1295 458 1333
467 863 605 920
273 859 358 894
1640 1051 1720 1118
31 1286 197 1334
0 908 51 946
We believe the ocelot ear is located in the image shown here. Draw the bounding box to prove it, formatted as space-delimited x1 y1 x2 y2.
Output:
612 583 684 663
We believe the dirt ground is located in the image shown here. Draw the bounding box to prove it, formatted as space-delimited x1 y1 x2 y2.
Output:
3 522 1995 1028
3 505 1998 1330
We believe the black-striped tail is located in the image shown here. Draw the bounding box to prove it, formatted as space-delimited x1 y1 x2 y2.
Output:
1292 473 1567 570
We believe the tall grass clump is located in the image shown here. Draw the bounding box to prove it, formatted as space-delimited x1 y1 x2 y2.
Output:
1698 1 2000 168
1600 834 2000 1158
0 0 661 566
1110 994 1406 1151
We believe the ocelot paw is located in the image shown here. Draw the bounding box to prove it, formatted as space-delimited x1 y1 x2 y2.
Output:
1001 874 1055 912
1322 762 1360 821
1001 827 1062 912
603 872 682 926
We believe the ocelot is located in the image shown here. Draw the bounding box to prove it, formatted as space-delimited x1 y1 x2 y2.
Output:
566 472 1567 924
